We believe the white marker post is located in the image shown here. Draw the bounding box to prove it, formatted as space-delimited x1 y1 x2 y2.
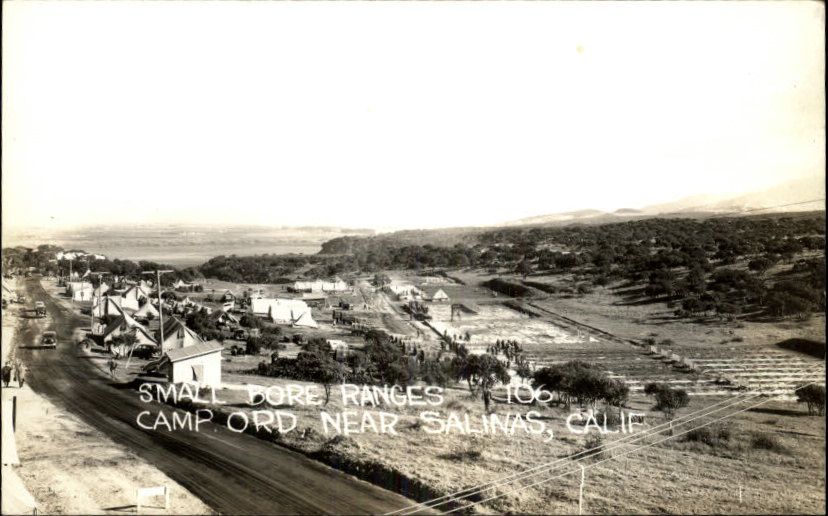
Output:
579 464 585 515
136 485 169 512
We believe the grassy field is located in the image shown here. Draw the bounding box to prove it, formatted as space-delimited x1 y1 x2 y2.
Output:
189 368 826 514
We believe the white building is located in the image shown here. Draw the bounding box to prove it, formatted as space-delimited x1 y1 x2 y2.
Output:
290 278 348 293
250 298 317 327
384 284 423 302
67 281 94 302
157 341 223 387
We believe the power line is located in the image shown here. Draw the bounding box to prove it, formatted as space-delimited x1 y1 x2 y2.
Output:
389 385 768 514
389 365 825 515
388 388 758 514
448 378 825 514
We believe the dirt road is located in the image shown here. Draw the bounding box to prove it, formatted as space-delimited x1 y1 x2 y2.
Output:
15 277 423 515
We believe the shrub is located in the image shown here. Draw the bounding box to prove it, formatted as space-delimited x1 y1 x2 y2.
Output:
750 433 787 453
796 384 826 416
652 386 689 419
583 433 606 460
683 425 731 448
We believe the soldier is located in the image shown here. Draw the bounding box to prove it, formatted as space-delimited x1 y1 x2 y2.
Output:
17 365 28 389
2 361 12 388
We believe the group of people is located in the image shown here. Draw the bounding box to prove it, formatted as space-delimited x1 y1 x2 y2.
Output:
487 339 522 360
2 359 28 388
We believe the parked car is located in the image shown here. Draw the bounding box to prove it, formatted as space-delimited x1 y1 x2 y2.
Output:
131 345 160 360
34 301 46 318
41 331 57 348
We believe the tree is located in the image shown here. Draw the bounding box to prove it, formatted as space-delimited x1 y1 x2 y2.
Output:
532 364 568 405
516 258 533 279
372 273 391 288
453 354 510 412
315 356 347 405
748 257 775 275
421 359 453 388
296 339 345 404
652 385 689 420
796 384 826 416
514 354 533 384
240 314 263 329
685 265 707 295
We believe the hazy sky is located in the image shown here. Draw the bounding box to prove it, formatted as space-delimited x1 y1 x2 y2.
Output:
3 1 824 231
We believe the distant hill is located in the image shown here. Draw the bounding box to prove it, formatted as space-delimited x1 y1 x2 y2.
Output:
498 175 824 227
500 209 608 227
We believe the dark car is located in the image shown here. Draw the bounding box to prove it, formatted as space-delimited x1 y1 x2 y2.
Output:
41 331 57 348
131 345 160 360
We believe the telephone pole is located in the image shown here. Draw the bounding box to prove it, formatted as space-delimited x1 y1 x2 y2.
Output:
89 272 107 336
142 270 174 351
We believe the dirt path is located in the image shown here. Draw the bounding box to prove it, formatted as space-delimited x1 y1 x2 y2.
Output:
15 276 424 515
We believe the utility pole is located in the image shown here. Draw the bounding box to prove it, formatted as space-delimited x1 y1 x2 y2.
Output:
90 272 107 337
142 270 174 351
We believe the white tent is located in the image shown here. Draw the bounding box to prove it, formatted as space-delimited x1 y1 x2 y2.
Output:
102 312 158 345
123 284 150 303
250 298 317 327
158 317 204 351
93 295 139 318
133 302 159 320
291 279 348 293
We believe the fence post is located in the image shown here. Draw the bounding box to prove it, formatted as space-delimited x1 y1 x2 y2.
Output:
579 464 585 515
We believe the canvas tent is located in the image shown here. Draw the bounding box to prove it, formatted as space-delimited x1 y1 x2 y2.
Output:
2 280 17 302
210 309 239 326
133 301 159 320
67 281 94 301
157 317 204 351
250 298 317 327
101 312 157 346
422 287 450 303
123 284 151 303
93 295 139 318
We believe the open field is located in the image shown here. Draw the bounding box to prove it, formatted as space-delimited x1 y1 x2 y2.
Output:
174 370 826 515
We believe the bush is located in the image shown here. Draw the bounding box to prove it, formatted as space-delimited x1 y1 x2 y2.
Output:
239 314 263 329
652 386 689 419
683 425 731 448
750 433 787 453
796 384 826 416
583 433 606 460
594 409 622 429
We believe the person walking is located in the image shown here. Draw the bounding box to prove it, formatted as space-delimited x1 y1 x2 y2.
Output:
17 365 28 389
108 358 118 379
2 361 12 388
12 360 23 388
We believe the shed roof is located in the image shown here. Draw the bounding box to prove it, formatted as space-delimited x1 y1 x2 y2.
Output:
165 341 223 362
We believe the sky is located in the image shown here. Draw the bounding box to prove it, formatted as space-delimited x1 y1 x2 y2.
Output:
2 1 825 232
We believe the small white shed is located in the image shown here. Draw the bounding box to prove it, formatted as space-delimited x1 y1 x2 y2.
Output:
161 341 224 387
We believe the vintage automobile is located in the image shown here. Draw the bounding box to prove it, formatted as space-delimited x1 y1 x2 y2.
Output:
40 331 57 348
35 301 47 318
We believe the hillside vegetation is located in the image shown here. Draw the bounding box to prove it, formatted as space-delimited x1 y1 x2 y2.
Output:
5 213 824 323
